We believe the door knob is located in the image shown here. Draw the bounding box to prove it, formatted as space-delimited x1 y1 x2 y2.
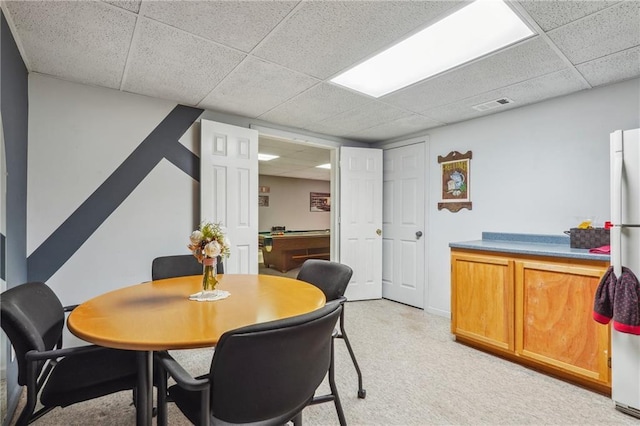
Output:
376 229 382 236
416 231 423 239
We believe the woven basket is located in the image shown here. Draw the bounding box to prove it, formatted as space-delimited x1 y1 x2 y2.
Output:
568 228 610 249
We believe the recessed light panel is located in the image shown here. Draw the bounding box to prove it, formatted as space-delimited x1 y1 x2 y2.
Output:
258 153 279 161
331 0 535 98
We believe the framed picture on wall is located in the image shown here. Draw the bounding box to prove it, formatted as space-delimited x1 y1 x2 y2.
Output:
437 150 472 212
310 192 331 212
258 195 269 207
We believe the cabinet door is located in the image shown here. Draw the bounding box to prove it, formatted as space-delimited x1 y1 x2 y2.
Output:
515 261 610 386
451 252 514 352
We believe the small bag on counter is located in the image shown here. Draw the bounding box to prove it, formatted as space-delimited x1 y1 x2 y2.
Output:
568 228 610 249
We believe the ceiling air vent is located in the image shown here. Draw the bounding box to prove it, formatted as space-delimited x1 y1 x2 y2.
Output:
472 97 514 112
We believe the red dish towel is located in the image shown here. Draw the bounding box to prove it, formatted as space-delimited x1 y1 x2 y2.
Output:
593 266 640 335
589 245 610 254
613 268 640 335
593 266 615 324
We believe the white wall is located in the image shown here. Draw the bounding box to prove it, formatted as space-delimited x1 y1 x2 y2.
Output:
422 78 640 317
258 175 330 232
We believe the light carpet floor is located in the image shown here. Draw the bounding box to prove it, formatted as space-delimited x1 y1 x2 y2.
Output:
10 299 638 425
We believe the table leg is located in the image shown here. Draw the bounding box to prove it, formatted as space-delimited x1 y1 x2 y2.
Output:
136 351 153 426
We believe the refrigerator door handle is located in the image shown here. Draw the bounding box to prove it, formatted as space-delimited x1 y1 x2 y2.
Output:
612 130 624 226
612 225 622 276
611 130 624 276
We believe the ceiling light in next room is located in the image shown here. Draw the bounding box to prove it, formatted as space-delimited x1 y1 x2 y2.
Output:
258 153 279 161
331 0 535 98
316 164 331 169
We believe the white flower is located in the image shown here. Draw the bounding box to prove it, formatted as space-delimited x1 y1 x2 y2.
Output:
204 241 221 258
190 230 203 245
224 236 231 249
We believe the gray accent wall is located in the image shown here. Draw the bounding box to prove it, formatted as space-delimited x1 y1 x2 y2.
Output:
1 12 28 287
1 10 29 424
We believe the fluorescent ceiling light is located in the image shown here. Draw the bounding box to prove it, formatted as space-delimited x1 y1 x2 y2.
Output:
258 153 279 161
316 163 331 169
331 0 534 98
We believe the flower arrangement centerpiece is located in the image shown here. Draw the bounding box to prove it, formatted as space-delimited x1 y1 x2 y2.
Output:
188 221 230 294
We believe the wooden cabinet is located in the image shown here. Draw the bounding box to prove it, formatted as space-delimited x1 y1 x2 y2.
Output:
451 249 610 394
515 260 610 388
451 252 514 353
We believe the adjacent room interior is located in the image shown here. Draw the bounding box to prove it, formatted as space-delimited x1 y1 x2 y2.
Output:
257 135 333 278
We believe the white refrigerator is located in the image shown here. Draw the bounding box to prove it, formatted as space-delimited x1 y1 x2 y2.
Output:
610 128 640 418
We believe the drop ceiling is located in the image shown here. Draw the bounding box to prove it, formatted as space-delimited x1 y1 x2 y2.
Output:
3 0 639 181
258 135 331 181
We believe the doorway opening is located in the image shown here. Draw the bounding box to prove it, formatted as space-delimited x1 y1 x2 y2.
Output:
256 133 335 278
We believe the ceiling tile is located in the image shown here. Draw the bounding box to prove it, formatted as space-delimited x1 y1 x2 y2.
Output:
577 46 640 87
5 1 135 89
123 18 246 105
259 140 304 157
280 169 330 181
259 83 371 129
308 101 408 134
198 57 318 118
102 0 141 14
383 37 568 114
141 1 298 52
266 157 314 168
517 0 619 31
424 69 588 124
252 0 466 79
287 146 331 162
548 1 640 65
345 113 444 142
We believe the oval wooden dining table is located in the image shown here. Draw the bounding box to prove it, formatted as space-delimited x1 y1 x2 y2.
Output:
67 274 326 426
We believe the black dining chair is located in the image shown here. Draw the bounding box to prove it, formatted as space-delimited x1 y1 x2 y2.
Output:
0 281 140 426
297 259 366 399
155 302 346 426
151 254 223 280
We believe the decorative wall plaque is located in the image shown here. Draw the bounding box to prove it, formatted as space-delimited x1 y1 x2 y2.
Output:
437 151 472 212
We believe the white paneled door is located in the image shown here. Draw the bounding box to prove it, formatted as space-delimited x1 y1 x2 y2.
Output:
382 142 426 308
200 120 259 274
340 147 383 300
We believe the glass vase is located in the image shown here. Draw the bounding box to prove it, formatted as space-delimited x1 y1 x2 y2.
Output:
202 257 218 293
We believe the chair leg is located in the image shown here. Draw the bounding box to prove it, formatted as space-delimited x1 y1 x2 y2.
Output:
292 411 303 426
338 309 366 399
329 337 347 426
17 362 40 426
15 394 35 426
